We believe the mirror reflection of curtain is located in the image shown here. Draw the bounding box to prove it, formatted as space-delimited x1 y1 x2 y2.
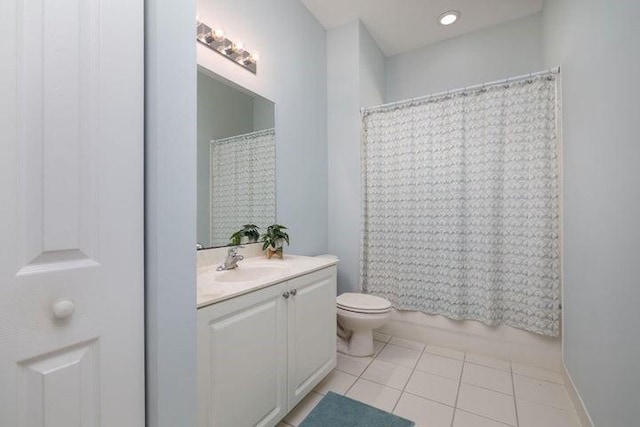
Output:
210 128 276 247
361 73 561 337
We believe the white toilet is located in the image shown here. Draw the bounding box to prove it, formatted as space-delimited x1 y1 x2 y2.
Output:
315 255 392 357
336 293 392 357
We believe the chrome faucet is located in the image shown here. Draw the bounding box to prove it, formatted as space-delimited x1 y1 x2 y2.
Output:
216 246 244 271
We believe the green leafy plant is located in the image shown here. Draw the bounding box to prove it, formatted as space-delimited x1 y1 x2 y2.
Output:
229 224 260 246
261 224 290 251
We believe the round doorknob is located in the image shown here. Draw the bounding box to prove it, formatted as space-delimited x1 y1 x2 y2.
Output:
282 291 290 299
290 288 297 296
52 299 75 319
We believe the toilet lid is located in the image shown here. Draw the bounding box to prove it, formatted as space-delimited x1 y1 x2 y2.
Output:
337 293 392 313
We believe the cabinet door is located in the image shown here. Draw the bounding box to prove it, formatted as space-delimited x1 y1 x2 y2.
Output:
198 283 288 427
287 267 337 409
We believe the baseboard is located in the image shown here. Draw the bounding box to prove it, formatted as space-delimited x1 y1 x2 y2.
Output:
562 364 595 427
378 309 562 371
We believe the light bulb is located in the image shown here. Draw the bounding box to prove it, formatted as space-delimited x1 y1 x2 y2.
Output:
233 40 244 53
243 51 259 65
438 10 460 26
212 28 225 41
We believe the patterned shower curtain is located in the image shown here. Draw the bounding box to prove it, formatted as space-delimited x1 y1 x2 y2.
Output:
360 74 561 336
210 128 276 247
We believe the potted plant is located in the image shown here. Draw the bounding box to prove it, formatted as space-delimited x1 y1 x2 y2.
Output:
229 224 260 246
261 224 290 259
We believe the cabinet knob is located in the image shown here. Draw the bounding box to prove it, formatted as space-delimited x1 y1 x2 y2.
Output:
290 288 297 296
52 299 75 319
282 291 290 299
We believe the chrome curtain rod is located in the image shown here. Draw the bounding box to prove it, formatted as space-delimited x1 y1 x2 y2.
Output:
362 66 560 116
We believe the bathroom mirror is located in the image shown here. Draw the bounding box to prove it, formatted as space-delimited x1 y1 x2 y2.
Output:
197 67 276 249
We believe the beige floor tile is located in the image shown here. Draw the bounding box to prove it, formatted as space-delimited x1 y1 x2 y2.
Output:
405 370 459 406
373 339 386 356
362 359 413 390
336 353 372 376
393 393 454 427
425 345 465 360
313 369 358 395
517 398 581 427
465 353 511 372
321 338 577 427
462 363 513 395
457 383 516 426
376 344 422 369
453 409 513 427
513 374 573 410
373 331 392 343
416 352 463 380
389 336 426 351
345 378 402 412
512 363 564 384
283 392 323 426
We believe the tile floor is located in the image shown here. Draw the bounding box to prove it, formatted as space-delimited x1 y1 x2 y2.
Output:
279 332 582 427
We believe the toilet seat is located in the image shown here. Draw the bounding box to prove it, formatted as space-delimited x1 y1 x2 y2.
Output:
337 293 392 314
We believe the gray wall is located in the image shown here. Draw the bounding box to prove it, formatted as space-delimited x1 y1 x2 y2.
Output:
197 0 328 256
386 13 544 101
359 22 386 109
327 21 385 294
543 1 640 425
145 0 197 426
327 22 359 295
253 96 275 131
197 72 255 246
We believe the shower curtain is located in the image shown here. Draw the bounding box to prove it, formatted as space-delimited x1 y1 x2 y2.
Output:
360 73 561 336
210 128 276 247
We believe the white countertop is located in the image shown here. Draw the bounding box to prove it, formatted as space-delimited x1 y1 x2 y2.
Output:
197 254 338 308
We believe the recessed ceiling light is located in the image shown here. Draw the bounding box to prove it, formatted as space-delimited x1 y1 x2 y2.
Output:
438 10 460 26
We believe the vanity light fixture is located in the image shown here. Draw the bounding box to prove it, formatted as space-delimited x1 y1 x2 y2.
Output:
196 18 258 74
438 10 460 26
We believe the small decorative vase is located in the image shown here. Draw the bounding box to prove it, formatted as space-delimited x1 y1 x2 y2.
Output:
266 242 284 259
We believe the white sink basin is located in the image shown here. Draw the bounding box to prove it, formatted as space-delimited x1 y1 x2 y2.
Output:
215 266 285 283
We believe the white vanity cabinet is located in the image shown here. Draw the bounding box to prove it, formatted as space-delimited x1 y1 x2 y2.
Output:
197 265 337 427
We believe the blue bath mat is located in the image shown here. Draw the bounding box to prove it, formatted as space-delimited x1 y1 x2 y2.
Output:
299 392 414 427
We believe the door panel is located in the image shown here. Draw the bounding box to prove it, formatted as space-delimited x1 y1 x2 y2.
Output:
19 340 98 427
0 0 144 424
287 267 337 409
17 0 101 272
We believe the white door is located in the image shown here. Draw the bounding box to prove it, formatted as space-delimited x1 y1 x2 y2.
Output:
287 267 337 409
0 0 145 425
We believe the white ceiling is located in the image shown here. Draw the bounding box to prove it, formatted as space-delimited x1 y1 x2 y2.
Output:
299 0 544 56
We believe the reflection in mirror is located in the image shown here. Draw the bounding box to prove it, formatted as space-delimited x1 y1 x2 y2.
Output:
197 68 276 249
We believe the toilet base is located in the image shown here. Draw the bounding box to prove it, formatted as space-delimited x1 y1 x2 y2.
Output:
338 329 374 357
